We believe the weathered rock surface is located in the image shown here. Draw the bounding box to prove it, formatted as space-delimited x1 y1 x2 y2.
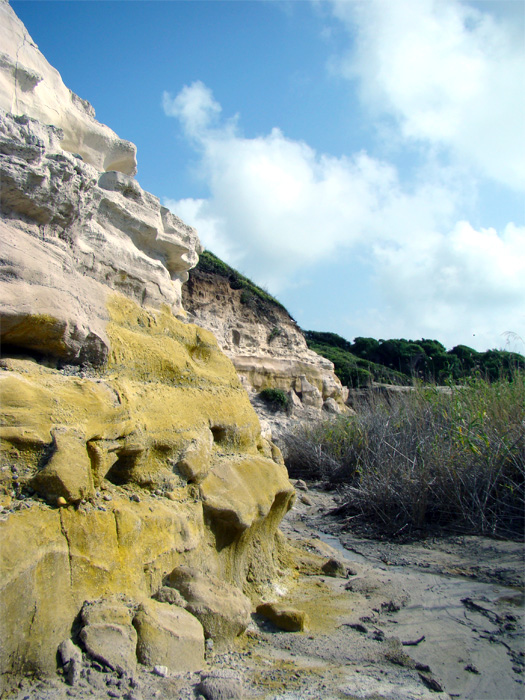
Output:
0 0 137 174
256 602 309 632
0 112 201 364
182 264 349 427
133 599 204 673
167 566 252 649
0 5 295 695
198 670 244 700
80 602 139 679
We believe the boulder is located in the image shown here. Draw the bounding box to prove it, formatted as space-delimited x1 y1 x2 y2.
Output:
133 599 204 672
256 602 309 632
323 397 341 414
321 558 348 578
79 598 137 677
198 670 244 700
81 597 134 627
167 566 252 648
80 623 137 678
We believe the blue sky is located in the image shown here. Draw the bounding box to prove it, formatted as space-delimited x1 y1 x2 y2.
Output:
11 0 525 352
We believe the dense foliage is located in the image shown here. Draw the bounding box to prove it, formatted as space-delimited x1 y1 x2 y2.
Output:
258 388 290 412
283 374 525 538
305 331 525 386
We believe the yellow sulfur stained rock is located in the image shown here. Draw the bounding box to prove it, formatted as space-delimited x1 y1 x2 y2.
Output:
0 12 295 688
0 294 295 693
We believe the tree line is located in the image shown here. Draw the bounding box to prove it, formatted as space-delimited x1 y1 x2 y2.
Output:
304 331 525 387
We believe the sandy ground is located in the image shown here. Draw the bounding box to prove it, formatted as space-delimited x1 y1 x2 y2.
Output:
8 484 524 700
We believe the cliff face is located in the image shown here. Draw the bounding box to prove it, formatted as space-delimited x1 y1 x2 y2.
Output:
0 0 137 175
182 258 349 419
0 3 294 693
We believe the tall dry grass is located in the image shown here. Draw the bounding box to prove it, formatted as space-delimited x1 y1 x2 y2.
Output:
282 374 524 538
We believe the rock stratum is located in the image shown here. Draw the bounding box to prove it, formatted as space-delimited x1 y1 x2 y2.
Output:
182 255 349 425
0 2 294 695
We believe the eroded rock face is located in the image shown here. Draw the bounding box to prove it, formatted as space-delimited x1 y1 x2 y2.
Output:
0 111 200 364
0 5 295 694
0 0 137 174
167 566 252 649
182 267 349 419
0 297 295 691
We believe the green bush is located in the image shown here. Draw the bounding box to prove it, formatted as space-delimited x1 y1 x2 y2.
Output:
259 388 290 412
282 373 525 538
304 331 525 386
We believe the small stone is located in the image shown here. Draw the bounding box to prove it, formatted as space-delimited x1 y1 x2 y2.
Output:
294 480 308 491
167 492 177 501
130 494 140 503
322 558 347 577
153 665 169 677
103 493 113 501
56 496 67 507
256 603 308 632
67 660 81 686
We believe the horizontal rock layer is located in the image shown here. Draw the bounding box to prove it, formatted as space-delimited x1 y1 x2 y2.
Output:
0 110 201 365
182 266 348 413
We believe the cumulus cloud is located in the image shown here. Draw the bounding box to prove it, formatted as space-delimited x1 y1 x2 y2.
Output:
164 82 459 290
329 0 525 190
369 221 525 348
162 1 525 351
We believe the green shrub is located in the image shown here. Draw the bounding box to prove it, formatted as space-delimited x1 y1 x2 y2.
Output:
259 388 290 412
268 326 281 343
282 373 525 538
304 331 525 386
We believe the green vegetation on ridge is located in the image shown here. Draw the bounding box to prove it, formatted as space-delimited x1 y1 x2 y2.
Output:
195 250 524 387
195 250 288 313
305 330 525 387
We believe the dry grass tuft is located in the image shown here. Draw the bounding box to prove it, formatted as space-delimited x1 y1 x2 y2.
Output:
282 375 524 538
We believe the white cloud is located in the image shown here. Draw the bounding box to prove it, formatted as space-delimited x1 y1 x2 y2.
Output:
164 82 459 290
329 0 525 191
163 81 223 141
163 18 524 351
370 221 525 348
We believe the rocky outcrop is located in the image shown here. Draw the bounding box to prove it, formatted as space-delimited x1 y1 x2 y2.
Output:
0 0 136 174
182 259 349 423
0 112 200 365
0 5 295 694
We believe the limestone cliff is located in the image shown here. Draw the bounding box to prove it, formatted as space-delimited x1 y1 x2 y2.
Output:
0 3 294 694
0 0 136 175
182 252 349 422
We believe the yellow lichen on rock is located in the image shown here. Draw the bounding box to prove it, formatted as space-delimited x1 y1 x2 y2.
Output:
0 293 295 693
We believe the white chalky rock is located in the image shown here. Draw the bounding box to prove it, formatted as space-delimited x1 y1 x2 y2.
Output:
0 0 137 174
